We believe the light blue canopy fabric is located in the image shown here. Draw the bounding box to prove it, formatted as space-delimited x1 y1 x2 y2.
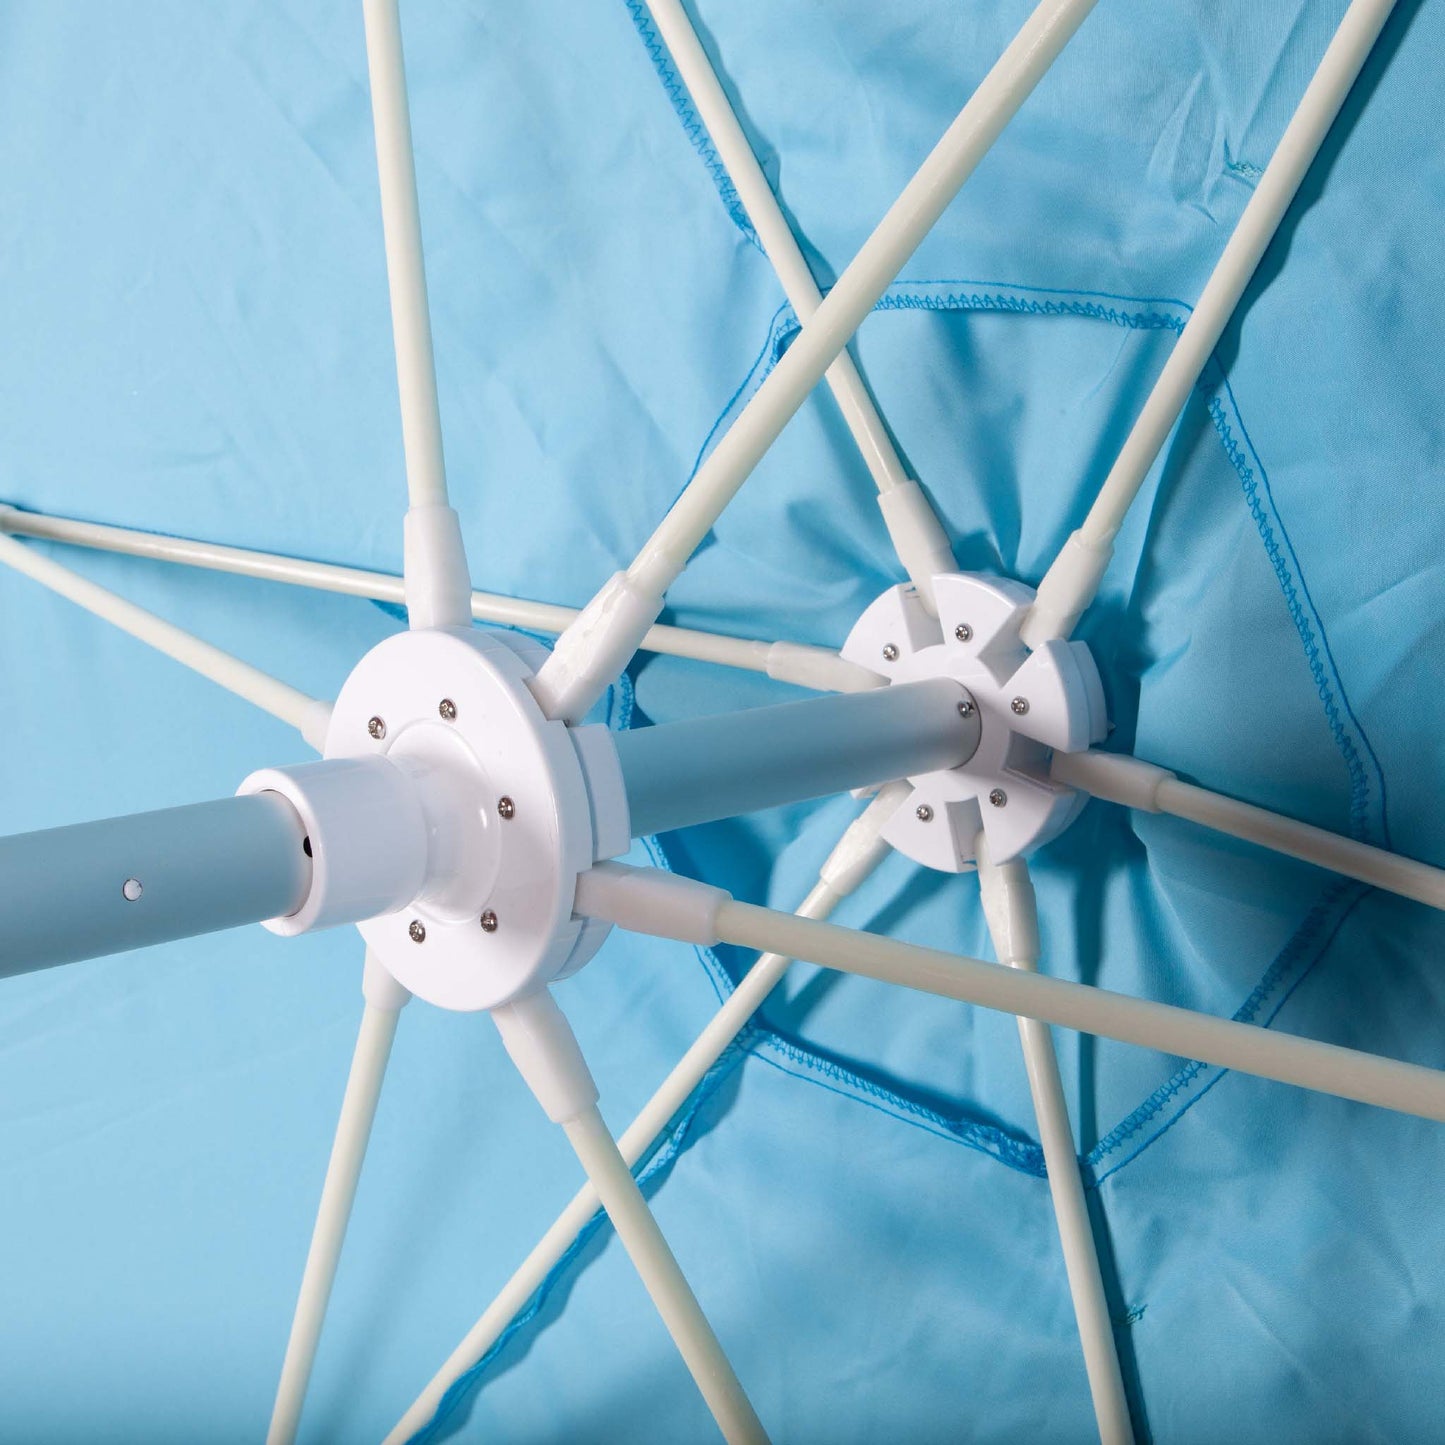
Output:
0 1 1441 1439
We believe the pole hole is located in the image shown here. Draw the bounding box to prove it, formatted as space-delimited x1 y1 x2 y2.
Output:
122 878 143 902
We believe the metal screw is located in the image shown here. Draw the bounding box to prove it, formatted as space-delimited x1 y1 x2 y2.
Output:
1010 697 1030 716
957 699 975 719
122 878 143 902
989 788 1008 808
367 715 386 740
438 698 457 721
954 623 973 643
915 804 934 822
881 643 899 662
480 909 499 933
408 919 426 943
497 796 515 820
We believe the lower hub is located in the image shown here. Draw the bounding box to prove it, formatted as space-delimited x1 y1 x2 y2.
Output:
840 573 1108 869
244 628 626 1012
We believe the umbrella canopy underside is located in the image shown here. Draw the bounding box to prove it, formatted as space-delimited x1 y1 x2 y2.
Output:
0 1 1441 1440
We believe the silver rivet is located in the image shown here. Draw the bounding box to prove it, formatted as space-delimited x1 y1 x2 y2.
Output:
122 878 143 902
957 699 975 719
1010 697 1030 716
438 698 457 721
881 643 899 662
954 623 973 643
915 804 934 822
497 796 515 820
367 715 386 740
989 788 1008 808
408 919 426 943
480 909 499 933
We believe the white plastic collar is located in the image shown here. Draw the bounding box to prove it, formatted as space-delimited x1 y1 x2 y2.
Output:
402 503 473 630
238 756 428 935
528 570 663 723
877 479 957 617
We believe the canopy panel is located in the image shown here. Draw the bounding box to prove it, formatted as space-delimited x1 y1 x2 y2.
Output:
0 1 1440 1440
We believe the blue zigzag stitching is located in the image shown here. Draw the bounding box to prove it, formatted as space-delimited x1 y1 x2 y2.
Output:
877 283 1187 334
1204 382 1391 849
1085 879 1369 1186
623 0 761 250
749 1026 1046 1176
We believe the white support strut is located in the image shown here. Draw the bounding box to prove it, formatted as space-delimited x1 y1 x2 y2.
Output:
492 989 768 1445
562 1104 768 1445
1022 0 1402 648
575 863 1445 1123
0 507 881 695
362 0 448 514
1052 749 1445 913
267 957 410 1445
362 0 472 629
0 530 330 746
976 842 1132 1445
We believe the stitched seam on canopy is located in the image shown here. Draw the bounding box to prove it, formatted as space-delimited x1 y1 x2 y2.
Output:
1205 381 1392 848
1086 879 1368 1183
751 1026 1045 1175
680 302 799 487
622 0 762 249
877 285 1186 333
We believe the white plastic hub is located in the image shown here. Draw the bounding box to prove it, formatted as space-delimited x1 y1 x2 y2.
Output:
840 573 1108 869
246 628 627 1012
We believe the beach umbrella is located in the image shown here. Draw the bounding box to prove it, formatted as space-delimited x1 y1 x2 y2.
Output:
0 0 1440 1440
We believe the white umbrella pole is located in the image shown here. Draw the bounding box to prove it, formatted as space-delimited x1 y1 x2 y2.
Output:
0 506 880 694
1052 750 1445 912
576 863 1445 1122
362 0 471 629
638 0 955 608
976 843 1132 1445
0 532 329 746
491 989 767 1444
1022 0 1401 648
385 789 902 1445
531 0 1099 723
267 957 410 1445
